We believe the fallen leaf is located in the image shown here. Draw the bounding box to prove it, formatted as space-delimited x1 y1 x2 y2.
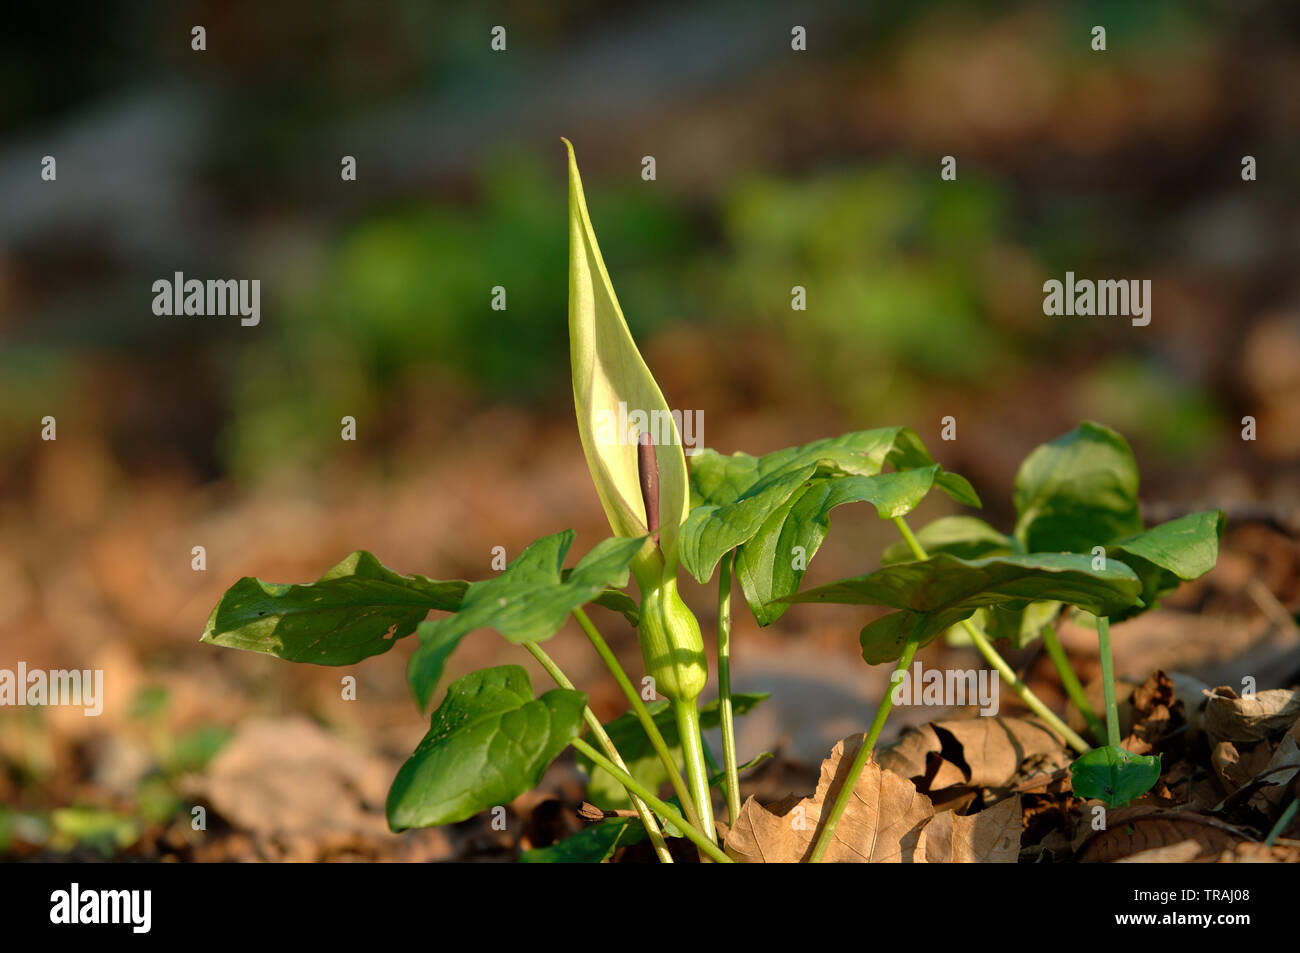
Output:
1168 672 1211 741
1217 840 1300 863
1124 670 1184 756
1074 807 1254 862
916 794 1021 862
1115 840 1207 863
879 716 1068 793
1203 686 1300 744
1246 733 1300 814
1210 740 1272 795
188 715 393 841
724 735 1021 863
876 723 966 790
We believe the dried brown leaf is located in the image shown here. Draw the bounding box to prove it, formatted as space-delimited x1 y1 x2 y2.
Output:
725 735 1021 863
1114 841 1208 862
1210 740 1272 795
916 794 1021 862
1246 734 1300 814
877 723 966 790
1124 670 1184 756
189 715 393 841
1075 807 1254 863
880 716 1067 794
1203 686 1300 744
1217 840 1300 863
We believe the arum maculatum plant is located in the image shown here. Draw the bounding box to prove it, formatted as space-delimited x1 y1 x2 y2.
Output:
200 142 1223 863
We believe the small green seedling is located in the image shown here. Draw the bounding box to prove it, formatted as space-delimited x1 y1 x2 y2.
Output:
201 143 1220 862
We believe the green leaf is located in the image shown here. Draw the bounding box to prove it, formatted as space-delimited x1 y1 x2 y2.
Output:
387 665 587 830
407 531 644 709
566 140 689 577
856 608 978 665
406 621 466 712
881 515 1017 565
780 552 1144 664
978 599 1064 649
885 428 982 508
1106 510 1224 618
717 751 774 783
1013 421 1142 553
785 552 1143 612
945 600 1063 650
735 467 944 625
679 464 819 584
1069 745 1162 807
690 427 979 510
201 551 466 666
573 581 640 627
576 693 769 810
683 427 977 618
519 819 639 863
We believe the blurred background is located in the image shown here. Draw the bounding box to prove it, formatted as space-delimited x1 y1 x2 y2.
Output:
3 0 1300 860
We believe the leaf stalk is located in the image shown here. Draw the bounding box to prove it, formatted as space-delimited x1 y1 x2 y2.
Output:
892 516 1092 753
523 641 673 863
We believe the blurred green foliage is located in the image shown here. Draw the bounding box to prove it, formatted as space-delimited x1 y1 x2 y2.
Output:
4 0 1265 485
712 165 1008 410
221 157 693 477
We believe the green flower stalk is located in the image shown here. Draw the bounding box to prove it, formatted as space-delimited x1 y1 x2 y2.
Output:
634 433 707 702
565 139 714 844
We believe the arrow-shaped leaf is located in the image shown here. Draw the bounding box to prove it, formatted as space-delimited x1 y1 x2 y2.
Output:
679 465 819 584
387 665 587 830
201 551 466 666
780 552 1144 664
690 427 978 510
684 428 979 605
1013 421 1142 553
1106 509 1224 619
735 467 943 625
407 530 644 709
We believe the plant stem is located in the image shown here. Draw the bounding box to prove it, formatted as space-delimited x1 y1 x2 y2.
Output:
716 553 742 825
1095 615 1122 748
570 607 703 833
1266 796 1299 846
957 619 1092 752
672 697 717 854
891 514 926 563
809 628 924 863
1041 623 1106 744
571 737 733 863
891 516 1092 754
523 641 673 863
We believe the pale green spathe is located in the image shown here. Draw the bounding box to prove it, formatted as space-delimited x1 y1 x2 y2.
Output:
565 139 689 585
